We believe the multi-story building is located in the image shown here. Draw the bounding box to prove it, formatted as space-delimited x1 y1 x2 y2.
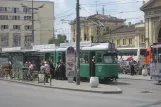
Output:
104 22 145 48
69 14 125 42
0 0 54 48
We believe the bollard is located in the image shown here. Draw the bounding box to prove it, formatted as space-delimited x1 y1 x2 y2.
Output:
90 77 99 88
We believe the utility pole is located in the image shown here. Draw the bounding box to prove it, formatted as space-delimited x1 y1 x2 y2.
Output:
32 0 34 44
76 0 80 85
96 25 99 42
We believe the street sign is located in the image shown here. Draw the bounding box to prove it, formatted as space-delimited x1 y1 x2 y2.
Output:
2 47 21 52
66 46 75 82
33 44 55 50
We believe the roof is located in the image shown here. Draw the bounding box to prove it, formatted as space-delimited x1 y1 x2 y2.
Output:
88 14 125 22
104 25 135 35
70 14 125 24
140 0 160 11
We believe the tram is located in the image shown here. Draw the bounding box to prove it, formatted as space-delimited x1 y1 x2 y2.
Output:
56 42 118 81
149 43 161 83
0 42 118 81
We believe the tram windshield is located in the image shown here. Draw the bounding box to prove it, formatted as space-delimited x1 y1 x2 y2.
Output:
104 53 117 64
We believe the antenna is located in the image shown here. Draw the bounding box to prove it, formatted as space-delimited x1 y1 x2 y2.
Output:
102 5 104 15
94 0 99 14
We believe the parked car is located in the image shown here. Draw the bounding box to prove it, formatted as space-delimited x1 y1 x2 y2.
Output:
119 60 141 75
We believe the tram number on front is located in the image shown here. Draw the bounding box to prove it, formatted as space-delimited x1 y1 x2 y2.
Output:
98 66 102 72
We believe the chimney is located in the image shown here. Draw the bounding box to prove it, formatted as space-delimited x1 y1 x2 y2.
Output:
143 0 145 4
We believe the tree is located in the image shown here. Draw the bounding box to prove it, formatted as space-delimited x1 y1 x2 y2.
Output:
48 34 68 46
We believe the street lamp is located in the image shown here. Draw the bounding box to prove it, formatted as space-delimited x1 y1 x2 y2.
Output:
20 1 45 45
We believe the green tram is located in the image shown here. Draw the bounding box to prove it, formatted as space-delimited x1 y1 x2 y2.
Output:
0 42 118 81
55 42 118 81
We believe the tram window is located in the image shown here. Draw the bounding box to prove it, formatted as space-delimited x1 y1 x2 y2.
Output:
158 48 161 63
104 53 117 64
97 53 102 63
58 56 61 62
80 52 88 63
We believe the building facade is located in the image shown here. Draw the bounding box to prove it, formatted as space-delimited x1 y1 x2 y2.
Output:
104 22 145 48
141 0 161 47
69 14 125 42
0 0 54 48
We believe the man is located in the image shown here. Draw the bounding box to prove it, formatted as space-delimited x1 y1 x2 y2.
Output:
44 61 50 83
130 58 135 76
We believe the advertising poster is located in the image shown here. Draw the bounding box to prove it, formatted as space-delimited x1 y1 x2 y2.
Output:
66 47 75 79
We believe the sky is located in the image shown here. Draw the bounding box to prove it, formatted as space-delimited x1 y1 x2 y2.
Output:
38 0 150 41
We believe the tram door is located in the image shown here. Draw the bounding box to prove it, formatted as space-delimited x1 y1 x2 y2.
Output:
62 52 66 63
89 52 95 77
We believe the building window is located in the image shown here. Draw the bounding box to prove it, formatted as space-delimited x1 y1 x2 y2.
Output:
0 7 7 12
129 38 132 45
123 39 126 45
12 16 20 20
0 15 8 20
24 16 32 20
117 39 120 45
13 33 21 47
23 8 30 13
0 33 9 46
12 8 19 13
24 25 32 30
1 25 8 30
13 25 21 30
24 33 32 47
141 35 144 42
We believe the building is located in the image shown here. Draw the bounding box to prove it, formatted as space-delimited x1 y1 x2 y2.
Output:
0 0 54 48
104 22 145 48
69 14 125 42
141 0 161 47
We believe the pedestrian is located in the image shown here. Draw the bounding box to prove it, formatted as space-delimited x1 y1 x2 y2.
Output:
28 62 34 80
47 59 55 79
55 62 59 79
44 61 50 83
58 60 66 80
91 56 95 76
130 58 135 76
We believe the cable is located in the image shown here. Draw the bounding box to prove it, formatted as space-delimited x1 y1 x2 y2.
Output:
81 0 142 6
55 6 75 17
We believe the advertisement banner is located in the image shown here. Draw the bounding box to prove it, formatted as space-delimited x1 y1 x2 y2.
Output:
66 47 75 81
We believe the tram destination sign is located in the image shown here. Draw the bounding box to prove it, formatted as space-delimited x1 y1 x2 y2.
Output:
60 42 92 48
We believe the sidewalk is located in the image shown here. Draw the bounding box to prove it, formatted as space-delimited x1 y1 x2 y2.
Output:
119 74 151 81
0 78 122 94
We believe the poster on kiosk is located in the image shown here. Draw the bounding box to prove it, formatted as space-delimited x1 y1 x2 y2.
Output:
66 46 75 83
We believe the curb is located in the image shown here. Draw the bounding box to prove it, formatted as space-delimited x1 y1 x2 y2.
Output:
119 77 151 81
0 78 122 94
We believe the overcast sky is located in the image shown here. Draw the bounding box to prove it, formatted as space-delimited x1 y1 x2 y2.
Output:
37 0 150 41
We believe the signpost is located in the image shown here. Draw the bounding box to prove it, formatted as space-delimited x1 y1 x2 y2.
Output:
66 46 75 83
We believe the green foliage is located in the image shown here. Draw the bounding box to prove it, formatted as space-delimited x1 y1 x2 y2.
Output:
48 34 68 46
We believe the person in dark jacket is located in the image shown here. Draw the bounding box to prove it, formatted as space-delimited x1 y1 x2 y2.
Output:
58 61 66 80
55 62 59 79
47 59 55 79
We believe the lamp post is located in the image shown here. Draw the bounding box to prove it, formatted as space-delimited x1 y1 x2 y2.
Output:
21 1 44 45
